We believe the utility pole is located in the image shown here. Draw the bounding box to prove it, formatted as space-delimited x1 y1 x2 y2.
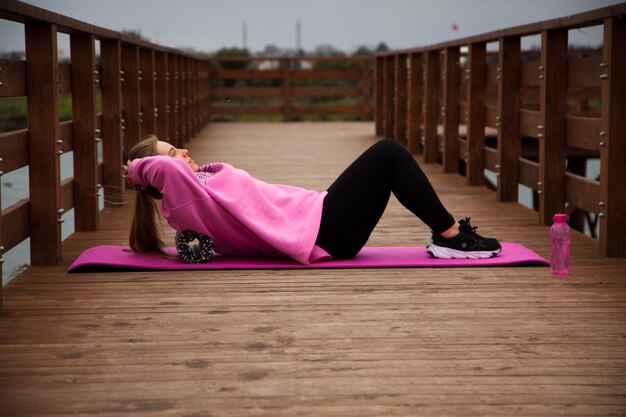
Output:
296 21 301 53
243 21 247 50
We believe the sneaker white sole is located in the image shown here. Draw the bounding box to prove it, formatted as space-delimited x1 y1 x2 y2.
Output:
426 242 501 259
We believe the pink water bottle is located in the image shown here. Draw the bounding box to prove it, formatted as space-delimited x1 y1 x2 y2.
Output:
550 214 571 275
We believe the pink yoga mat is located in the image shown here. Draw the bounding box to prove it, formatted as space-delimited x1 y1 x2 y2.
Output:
67 243 548 273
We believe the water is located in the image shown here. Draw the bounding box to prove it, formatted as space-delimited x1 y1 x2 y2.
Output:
2 148 103 286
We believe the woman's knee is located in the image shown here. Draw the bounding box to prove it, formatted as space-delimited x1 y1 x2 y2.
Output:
376 139 410 157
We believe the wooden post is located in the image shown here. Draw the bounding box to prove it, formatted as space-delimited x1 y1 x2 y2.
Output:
155 51 169 141
375 56 384 135
169 54 180 146
407 53 422 154
443 46 460 172
394 54 408 145
206 59 212 125
283 58 292 121
180 58 188 142
600 16 626 257
188 59 195 136
423 50 439 163
497 36 521 201
383 56 395 138
25 22 61 265
70 33 99 231
100 39 124 207
193 59 200 133
121 43 141 151
139 48 156 135
466 42 486 185
361 59 371 121
539 29 568 224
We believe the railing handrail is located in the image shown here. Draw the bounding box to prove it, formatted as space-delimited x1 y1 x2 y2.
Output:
376 2 626 57
375 3 626 258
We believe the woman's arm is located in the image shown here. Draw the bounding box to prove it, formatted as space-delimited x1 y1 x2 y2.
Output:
128 156 209 209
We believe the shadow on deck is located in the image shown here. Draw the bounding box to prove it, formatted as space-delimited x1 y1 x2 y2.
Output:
1 122 625 416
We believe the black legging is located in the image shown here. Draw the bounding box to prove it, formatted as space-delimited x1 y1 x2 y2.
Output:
315 139 455 259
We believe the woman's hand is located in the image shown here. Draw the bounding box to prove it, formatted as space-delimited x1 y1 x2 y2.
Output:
123 160 146 191
122 160 132 185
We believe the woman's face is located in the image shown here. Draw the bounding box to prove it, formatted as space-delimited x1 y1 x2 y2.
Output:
155 141 199 172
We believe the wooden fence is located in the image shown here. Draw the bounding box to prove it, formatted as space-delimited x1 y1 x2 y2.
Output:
376 3 626 257
0 0 211 295
209 56 372 121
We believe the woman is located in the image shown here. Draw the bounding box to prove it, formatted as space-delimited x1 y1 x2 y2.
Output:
124 135 501 263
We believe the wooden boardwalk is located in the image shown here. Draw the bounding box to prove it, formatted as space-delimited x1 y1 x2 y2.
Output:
1 122 625 416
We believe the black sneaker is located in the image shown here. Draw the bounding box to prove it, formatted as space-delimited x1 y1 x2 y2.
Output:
426 217 502 259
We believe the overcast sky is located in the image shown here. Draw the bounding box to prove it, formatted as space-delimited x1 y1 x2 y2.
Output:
1 0 622 54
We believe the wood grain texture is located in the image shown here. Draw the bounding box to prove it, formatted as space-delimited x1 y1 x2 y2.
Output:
1 122 625 416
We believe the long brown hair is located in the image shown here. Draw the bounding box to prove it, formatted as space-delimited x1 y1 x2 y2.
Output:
128 135 167 255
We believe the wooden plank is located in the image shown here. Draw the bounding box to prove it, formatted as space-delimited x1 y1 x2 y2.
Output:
212 87 283 98
0 59 26 97
600 16 626 257
442 47 459 172
375 57 384 136
169 54 180 146
179 58 188 142
57 62 71 94
60 177 74 213
58 120 73 152
210 105 283 115
519 109 540 137
192 59 200 135
485 64 498 86
121 43 141 151
0 198 29 253
290 69 362 79
100 39 124 207
484 146 497 172
539 28 568 224
497 36 521 202
25 22 61 265
154 51 169 141
360 59 370 121
466 42 486 185
568 55 602 88
394 54 408 145
566 115 601 151
519 156 539 189
139 48 156 135
423 50 439 163
0 129 28 173
520 61 540 87
484 105 498 128
291 105 362 115
296 87 360 97
282 58 292 121
212 69 283 80
70 33 98 231
383 56 395 138
565 172 600 214
407 53 422 154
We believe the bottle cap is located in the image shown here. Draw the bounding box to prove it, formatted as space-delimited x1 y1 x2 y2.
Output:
553 214 567 223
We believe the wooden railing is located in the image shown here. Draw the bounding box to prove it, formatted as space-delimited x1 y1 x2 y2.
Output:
376 3 626 257
209 56 373 121
0 0 211 302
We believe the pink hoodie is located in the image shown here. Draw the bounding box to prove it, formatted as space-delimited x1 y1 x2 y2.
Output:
128 156 330 264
